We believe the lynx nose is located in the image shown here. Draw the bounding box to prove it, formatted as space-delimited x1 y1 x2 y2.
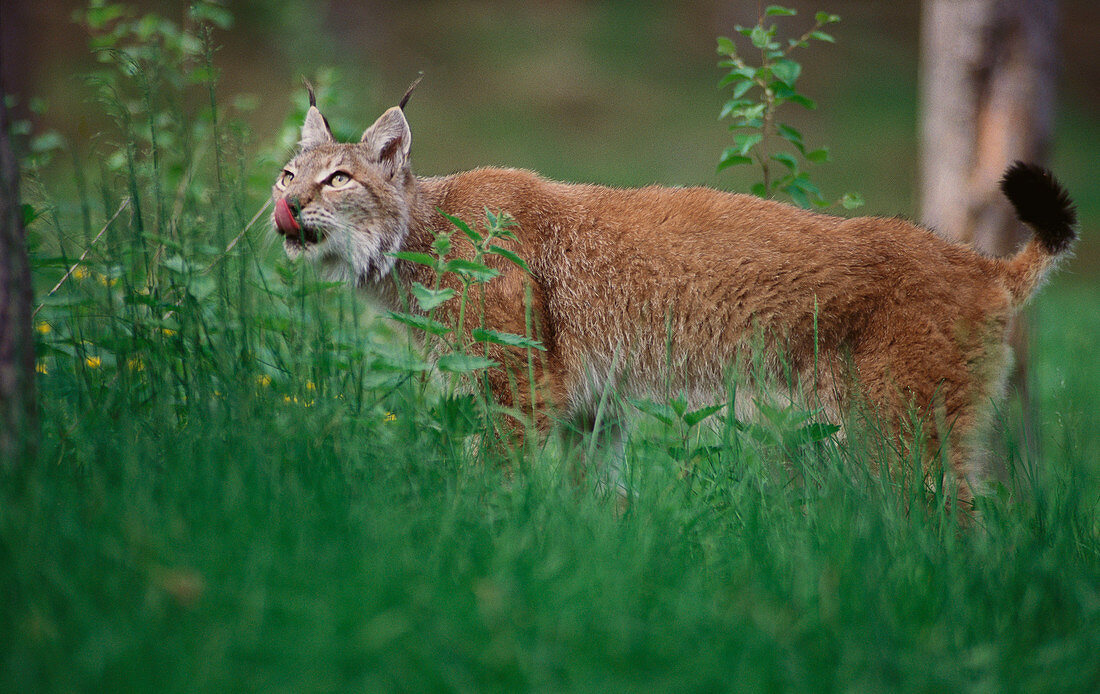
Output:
274 197 301 238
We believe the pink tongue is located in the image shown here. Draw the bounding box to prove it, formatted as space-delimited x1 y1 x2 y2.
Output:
274 198 300 234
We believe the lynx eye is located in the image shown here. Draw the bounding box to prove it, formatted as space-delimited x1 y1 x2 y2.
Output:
326 171 352 188
277 170 294 188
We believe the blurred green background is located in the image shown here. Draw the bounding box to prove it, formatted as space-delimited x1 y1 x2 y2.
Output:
6 0 1099 273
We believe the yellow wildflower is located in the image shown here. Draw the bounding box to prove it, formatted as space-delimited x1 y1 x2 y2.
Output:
35 361 48 375
305 381 316 391
72 266 90 280
127 357 145 372
162 328 177 337
35 321 51 335
85 356 101 369
256 374 272 387
384 412 397 423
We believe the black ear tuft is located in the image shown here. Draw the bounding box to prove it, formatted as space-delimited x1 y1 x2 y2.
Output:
399 72 424 111
303 77 317 107
1000 161 1078 255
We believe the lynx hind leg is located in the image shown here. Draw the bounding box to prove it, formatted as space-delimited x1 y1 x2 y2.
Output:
853 311 1013 506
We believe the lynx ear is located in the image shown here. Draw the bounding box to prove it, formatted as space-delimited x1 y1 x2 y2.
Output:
360 107 411 175
300 106 334 149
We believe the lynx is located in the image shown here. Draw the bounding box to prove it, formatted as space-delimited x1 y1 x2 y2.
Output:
272 92 1077 503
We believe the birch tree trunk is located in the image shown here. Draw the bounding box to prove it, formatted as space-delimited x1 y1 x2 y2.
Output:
0 85 36 468
919 0 1059 463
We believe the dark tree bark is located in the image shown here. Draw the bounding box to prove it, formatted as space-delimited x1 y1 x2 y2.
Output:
0 81 36 467
919 0 1059 463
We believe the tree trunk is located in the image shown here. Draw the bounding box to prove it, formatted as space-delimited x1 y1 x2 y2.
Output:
919 0 1059 469
0 83 36 468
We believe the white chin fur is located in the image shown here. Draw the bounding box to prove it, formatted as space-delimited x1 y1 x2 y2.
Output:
283 237 324 260
282 223 401 286
282 235 370 286
282 238 304 260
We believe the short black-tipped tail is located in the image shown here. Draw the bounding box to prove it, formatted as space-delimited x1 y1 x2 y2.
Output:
1000 161 1077 255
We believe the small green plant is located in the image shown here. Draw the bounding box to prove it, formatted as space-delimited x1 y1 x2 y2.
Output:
385 209 546 447
717 5 862 210
630 395 724 464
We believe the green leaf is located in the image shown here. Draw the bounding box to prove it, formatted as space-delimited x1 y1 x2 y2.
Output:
815 12 841 24
786 186 811 209
765 5 796 16
163 255 194 274
750 26 770 49
30 131 65 153
794 422 841 444
410 282 455 311
438 352 497 373
670 396 688 418
86 4 125 29
432 235 452 256
471 328 546 351
750 182 768 198
733 132 763 155
21 203 41 227
770 152 799 171
440 210 481 244
718 72 742 89
684 403 726 427
731 79 754 99
389 251 438 269
744 423 781 447
187 66 218 85
776 123 803 144
386 311 453 337
810 30 835 43
787 93 817 109
718 149 753 171
444 258 499 282
790 174 822 197
777 123 806 152
666 445 688 460
487 245 530 273
186 276 216 302
718 98 752 120
629 398 676 426
730 119 763 132
716 36 737 54
841 192 865 210
806 148 830 163
371 352 433 373
187 3 234 29
692 444 726 460
771 59 801 87
734 102 767 122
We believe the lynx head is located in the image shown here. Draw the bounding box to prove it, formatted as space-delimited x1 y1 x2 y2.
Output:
272 95 415 285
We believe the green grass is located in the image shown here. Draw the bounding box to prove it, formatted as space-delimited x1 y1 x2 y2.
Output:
3 284 1099 692
5 5 1100 692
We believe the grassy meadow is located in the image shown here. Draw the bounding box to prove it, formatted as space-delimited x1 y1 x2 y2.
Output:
4 2 1099 691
